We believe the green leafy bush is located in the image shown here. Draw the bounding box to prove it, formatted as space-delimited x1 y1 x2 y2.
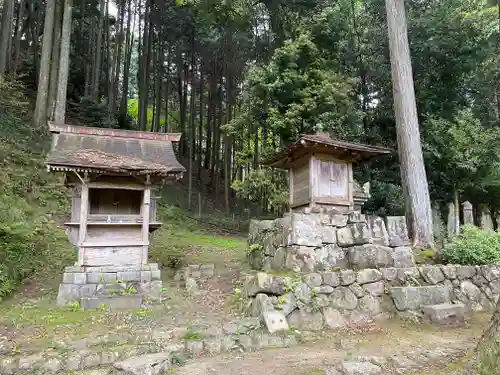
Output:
441 225 500 265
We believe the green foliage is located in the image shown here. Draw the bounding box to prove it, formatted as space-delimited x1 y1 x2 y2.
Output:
182 329 204 341
0 79 73 297
478 337 500 375
441 225 500 265
232 168 289 215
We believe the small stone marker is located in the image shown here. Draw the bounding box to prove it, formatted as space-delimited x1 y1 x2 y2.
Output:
462 201 474 225
480 208 494 231
262 310 289 334
447 202 456 237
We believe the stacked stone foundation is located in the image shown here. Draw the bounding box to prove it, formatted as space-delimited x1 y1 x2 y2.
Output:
57 263 163 309
242 263 500 332
248 211 415 272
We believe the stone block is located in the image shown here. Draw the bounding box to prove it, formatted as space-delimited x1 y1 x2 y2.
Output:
368 216 389 246
347 245 394 269
362 281 385 297
313 285 334 294
114 352 170 375
87 272 117 284
140 271 152 282
248 293 274 317
18 354 44 372
321 226 337 244
117 271 141 282
391 285 451 311
460 280 489 311
440 265 457 279
386 216 410 247
81 295 143 310
340 269 356 285
86 265 140 273
277 293 297 316
357 269 383 284
482 264 500 282
396 267 420 284
331 214 348 227
323 307 346 328
185 277 199 295
62 272 87 284
56 283 81 305
381 268 398 281
243 272 286 297
262 310 289 333
393 247 416 268
303 273 323 287
349 284 365 298
422 303 466 327
420 266 445 285
348 211 366 223
82 352 102 368
341 361 382 375
151 270 161 280
79 283 97 297
42 358 63 373
294 283 313 307
317 244 348 270
330 287 358 310
456 266 476 280
358 295 382 315
285 246 316 272
290 213 322 247
323 272 341 287
200 264 216 277
287 307 324 331
337 226 355 247
0 357 18 375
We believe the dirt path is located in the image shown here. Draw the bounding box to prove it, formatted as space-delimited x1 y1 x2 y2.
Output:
172 317 485 375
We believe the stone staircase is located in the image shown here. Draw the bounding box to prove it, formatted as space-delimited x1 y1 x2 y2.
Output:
390 285 466 326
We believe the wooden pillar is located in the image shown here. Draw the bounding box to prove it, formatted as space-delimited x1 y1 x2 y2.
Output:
348 163 354 211
141 175 151 265
77 172 89 266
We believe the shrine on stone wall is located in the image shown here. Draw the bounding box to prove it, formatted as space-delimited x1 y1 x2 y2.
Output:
249 131 415 272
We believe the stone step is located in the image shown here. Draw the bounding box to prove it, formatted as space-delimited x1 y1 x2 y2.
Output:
391 285 451 311
81 295 144 310
422 303 466 327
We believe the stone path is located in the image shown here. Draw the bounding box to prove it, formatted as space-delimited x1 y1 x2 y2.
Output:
61 315 486 375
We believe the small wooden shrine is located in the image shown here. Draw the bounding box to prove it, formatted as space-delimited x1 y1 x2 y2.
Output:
46 122 185 267
262 132 391 213
46 122 185 308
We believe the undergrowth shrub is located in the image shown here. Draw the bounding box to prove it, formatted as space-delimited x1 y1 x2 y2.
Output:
0 78 73 298
478 337 500 375
441 225 500 265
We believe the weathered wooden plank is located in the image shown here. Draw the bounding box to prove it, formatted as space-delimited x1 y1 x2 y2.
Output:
83 246 143 266
141 184 151 264
86 226 142 241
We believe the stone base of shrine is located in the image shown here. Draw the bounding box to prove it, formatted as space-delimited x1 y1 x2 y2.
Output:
56 263 163 309
248 211 415 272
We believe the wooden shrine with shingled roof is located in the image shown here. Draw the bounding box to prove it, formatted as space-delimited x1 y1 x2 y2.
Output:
262 131 391 213
46 122 185 309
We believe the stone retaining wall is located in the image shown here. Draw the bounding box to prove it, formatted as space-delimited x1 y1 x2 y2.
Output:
242 263 500 332
57 263 163 308
248 212 414 272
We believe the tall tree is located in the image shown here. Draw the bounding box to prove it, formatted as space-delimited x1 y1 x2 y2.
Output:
0 0 15 77
33 0 56 127
54 0 73 124
385 0 434 248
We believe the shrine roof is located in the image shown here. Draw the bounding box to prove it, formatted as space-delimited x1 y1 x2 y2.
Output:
261 132 392 168
45 122 186 176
